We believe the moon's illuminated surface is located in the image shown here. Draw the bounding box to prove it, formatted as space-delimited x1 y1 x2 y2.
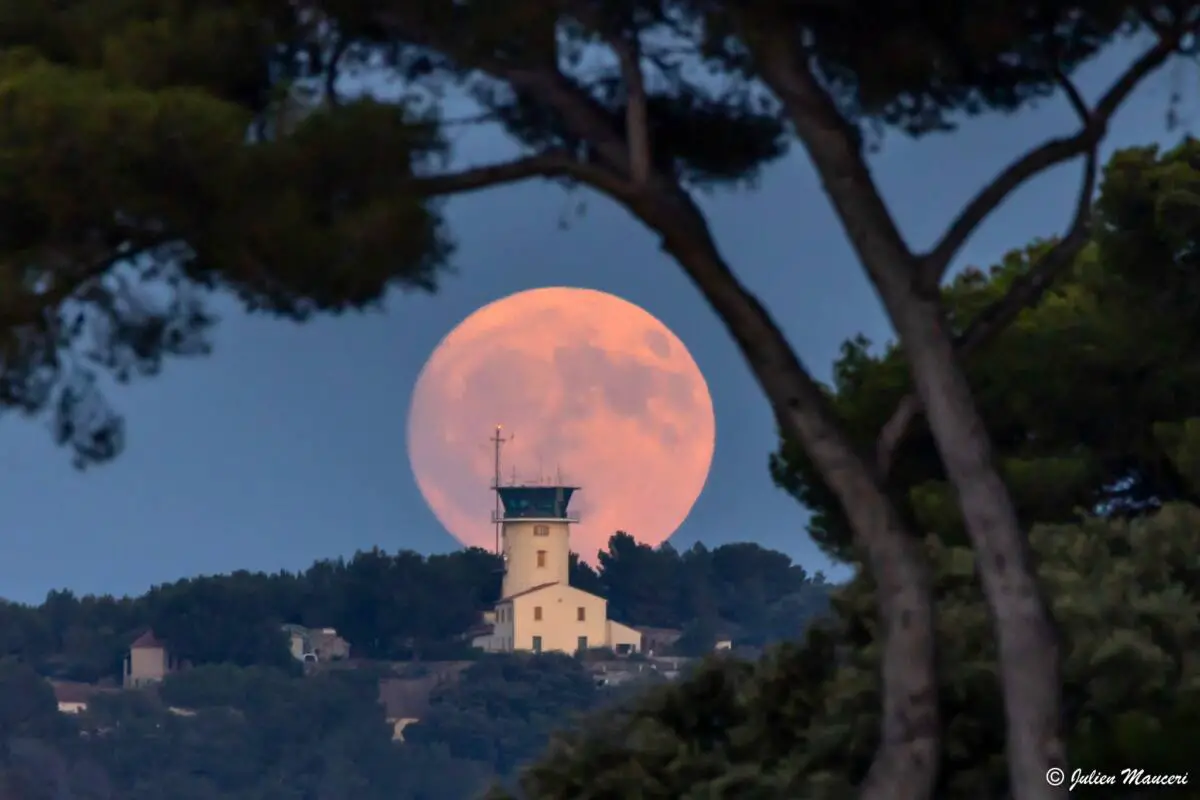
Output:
407 287 715 564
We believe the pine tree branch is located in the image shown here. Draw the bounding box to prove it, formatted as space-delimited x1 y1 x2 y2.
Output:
0 246 156 333
613 35 651 186
412 152 632 199
918 34 1179 288
875 71 1101 476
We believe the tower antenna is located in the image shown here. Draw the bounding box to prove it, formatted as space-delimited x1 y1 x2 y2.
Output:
490 425 510 554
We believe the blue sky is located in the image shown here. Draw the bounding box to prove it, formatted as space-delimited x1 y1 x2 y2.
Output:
1 40 1188 603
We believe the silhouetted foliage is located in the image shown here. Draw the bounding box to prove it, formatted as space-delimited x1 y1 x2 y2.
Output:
0 649 593 799
0 536 825 685
406 653 599 780
772 140 1200 560
496 505 1200 799
0 534 829 798
3 0 1195 479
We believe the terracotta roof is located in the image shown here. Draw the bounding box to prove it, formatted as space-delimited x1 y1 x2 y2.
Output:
500 582 558 602
130 630 164 649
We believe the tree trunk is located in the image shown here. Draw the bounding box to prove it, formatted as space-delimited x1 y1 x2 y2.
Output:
759 50 1068 800
893 292 1066 800
636 193 940 800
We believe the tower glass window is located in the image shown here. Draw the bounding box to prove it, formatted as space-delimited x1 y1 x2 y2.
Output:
577 606 586 621
533 524 549 536
534 606 542 621
536 550 546 567
496 486 577 518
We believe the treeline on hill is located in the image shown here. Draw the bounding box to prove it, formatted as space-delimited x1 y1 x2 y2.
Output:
3 507 1198 800
0 535 831 685
0 538 830 800
0 651 606 800
503 505 1200 799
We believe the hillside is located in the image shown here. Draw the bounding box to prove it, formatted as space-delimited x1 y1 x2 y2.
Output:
0 535 833 800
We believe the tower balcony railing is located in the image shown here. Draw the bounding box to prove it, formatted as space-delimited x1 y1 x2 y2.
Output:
492 511 580 523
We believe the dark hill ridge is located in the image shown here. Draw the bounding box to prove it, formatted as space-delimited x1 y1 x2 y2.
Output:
0 538 832 799
0 537 831 685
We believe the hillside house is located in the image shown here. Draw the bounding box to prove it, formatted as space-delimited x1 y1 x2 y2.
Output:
124 630 185 688
282 624 350 662
49 680 117 714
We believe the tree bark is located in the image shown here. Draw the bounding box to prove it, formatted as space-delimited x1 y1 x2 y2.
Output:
757 45 1067 800
631 191 940 800
386 15 942 794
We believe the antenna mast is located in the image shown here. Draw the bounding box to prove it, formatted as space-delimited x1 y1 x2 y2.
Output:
490 425 510 555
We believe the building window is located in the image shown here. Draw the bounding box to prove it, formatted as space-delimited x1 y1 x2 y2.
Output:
577 606 586 621
534 606 542 621
532 636 542 652
577 636 588 652
534 524 549 536
536 550 547 568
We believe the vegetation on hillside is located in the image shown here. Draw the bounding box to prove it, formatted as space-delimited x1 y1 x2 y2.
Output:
0 535 828 686
11 506 1196 799
0 652 589 800
772 140 1200 561
0 536 829 799
497 504 1200 799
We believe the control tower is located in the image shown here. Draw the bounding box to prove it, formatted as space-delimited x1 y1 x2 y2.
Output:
494 484 579 598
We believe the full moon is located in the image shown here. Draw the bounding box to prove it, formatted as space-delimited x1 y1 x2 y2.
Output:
407 287 715 564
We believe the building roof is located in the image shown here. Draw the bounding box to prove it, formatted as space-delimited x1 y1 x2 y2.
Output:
499 582 559 602
130 630 164 649
635 626 683 639
49 680 116 704
464 622 494 638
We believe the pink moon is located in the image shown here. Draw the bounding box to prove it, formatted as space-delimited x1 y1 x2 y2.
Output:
406 287 716 564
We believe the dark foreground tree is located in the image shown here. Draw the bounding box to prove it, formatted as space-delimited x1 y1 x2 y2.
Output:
494 503 1200 799
774 140 1200 559
5 4 1200 798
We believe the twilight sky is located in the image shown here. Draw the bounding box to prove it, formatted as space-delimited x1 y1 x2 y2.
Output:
1 40 1190 603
